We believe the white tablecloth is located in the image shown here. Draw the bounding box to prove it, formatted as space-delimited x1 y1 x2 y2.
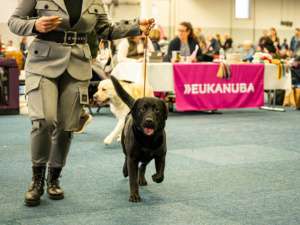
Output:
112 62 292 92
111 62 174 91
264 64 292 91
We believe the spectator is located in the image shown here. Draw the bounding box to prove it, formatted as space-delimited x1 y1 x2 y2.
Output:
97 40 114 75
117 35 154 63
149 28 161 52
240 40 255 62
258 30 269 46
258 29 276 54
20 37 28 57
194 27 207 52
207 34 221 55
290 28 300 56
216 33 223 49
157 24 168 41
269 27 280 51
163 22 203 62
281 38 289 50
223 34 233 51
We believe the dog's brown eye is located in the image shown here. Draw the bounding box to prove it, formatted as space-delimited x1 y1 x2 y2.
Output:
140 107 146 112
102 88 107 91
154 108 160 113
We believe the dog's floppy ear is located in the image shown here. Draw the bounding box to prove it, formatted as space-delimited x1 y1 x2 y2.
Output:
130 98 141 116
110 76 135 109
161 100 169 120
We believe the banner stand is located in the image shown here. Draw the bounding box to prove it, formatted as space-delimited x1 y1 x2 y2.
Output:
260 89 285 112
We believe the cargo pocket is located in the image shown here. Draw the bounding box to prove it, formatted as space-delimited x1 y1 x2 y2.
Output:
82 45 92 60
25 75 44 120
60 84 89 131
79 86 89 105
25 75 42 95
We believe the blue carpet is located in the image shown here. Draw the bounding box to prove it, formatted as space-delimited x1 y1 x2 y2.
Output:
0 109 299 225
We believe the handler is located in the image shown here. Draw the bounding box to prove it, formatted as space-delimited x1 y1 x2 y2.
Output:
8 0 153 207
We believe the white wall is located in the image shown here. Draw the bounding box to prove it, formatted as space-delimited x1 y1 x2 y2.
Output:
0 0 21 46
170 0 300 45
0 0 18 23
1 0 300 48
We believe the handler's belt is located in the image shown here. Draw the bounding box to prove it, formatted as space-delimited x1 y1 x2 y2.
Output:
37 31 88 46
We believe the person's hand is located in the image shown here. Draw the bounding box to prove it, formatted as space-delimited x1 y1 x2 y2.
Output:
190 56 197 62
139 18 155 35
34 16 62 33
171 58 178 63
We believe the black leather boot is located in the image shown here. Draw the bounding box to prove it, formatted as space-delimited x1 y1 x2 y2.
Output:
24 166 46 207
47 167 64 200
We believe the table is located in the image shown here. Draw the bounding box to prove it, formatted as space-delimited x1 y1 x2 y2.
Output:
112 62 292 92
111 62 292 111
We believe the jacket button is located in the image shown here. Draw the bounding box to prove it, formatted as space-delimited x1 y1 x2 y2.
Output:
34 50 38 54
44 4 49 9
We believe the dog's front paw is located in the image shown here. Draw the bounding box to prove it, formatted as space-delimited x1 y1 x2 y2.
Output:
129 193 141 203
104 136 114 145
139 177 148 186
152 174 164 183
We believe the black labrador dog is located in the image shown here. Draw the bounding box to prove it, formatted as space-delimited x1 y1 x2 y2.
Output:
110 76 168 202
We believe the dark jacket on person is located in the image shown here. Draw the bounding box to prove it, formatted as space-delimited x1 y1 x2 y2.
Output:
223 38 233 50
163 37 203 62
207 38 221 55
259 36 276 54
152 41 161 52
290 36 300 53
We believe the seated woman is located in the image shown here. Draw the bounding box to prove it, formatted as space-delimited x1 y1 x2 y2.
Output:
163 22 203 62
240 40 256 62
149 28 161 52
117 35 154 63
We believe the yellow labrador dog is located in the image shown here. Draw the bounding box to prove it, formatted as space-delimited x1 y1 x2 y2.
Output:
94 79 154 145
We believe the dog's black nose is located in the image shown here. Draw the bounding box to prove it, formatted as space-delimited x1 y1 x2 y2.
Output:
145 118 154 123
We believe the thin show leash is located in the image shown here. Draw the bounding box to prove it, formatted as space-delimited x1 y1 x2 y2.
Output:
142 20 155 97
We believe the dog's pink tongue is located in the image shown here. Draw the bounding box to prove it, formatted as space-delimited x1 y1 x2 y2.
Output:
144 128 154 136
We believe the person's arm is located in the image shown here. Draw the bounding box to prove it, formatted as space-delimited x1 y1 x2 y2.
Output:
8 0 37 36
290 37 295 52
163 41 173 62
95 3 154 41
8 0 61 36
196 44 203 62
95 4 142 40
147 38 155 53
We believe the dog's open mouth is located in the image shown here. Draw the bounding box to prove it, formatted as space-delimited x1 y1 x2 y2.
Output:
96 98 110 106
143 127 155 136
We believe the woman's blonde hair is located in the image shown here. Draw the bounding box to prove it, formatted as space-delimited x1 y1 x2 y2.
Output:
149 29 161 42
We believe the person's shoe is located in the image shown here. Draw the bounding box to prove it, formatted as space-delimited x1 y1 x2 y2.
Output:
74 113 93 134
24 166 46 207
47 167 64 200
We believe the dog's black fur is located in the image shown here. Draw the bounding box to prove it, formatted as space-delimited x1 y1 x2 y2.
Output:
110 76 168 202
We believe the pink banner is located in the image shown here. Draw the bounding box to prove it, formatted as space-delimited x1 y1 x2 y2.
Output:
173 63 264 111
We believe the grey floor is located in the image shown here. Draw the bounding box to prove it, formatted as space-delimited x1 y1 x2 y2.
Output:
0 109 299 225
